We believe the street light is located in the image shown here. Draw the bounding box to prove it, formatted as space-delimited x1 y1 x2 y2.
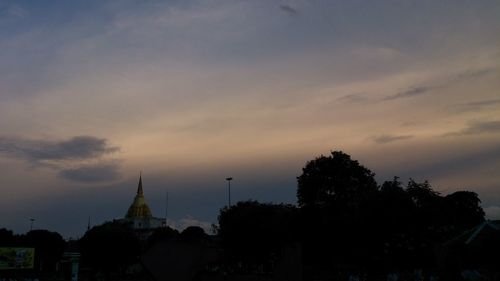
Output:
226 177 233 207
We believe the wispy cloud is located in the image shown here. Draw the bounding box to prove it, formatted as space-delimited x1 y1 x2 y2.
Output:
384 86 432 101
6 5 29 19
451 99 500 113
444 120 500 136
453 68 495 81
279 5 298 16
336 94 367 103
373 134 414 144
350 47 404 61
58 161 121 183
382 67 496 102
400 121 419 127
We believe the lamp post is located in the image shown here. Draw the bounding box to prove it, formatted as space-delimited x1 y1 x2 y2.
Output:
226 177 233 207
165 191 169 227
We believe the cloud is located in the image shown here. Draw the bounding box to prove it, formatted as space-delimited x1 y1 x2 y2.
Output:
6 5 29 19
451 99 500 113
336 94 367 103
350 47 404 61
58 162 121 183
0 135 121 183
400 121 419 127
373 134 414 144
411 144 500 180
384 86 432 100
279 5 298 16
484 206 500 220
453 68 495 81
170 215 214 234
444 120 500 136
381 67 496 102
0 136 119 164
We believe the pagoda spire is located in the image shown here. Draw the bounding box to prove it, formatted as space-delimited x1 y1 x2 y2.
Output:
137 172 144 195
125 171 152 218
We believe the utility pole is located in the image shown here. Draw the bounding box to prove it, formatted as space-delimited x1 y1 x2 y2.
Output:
226 177 233 207
30 218 35 231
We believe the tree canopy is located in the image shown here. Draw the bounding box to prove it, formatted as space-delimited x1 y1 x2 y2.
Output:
217 201 297 271
0 229 65 273
78 221 140 272
293 150 486 269
297 151 378 209
146 226 179 248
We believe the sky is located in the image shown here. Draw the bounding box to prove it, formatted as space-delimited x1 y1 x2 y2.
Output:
0 0 499 238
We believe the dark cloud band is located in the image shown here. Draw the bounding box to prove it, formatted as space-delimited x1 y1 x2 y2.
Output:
58 162 122 183
0 136 118 163
0 135 121 183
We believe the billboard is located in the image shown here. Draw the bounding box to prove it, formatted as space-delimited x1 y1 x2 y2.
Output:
0 248 35 270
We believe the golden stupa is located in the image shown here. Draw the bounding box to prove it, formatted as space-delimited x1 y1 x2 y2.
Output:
125 174 153 218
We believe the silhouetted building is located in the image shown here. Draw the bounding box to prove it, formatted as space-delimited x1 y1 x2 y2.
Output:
115 174 165 239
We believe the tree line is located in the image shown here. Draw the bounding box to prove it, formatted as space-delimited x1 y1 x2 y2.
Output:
0 150 490 280
218 151 486 278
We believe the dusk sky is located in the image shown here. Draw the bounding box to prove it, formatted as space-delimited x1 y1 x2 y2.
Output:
1 0 499 238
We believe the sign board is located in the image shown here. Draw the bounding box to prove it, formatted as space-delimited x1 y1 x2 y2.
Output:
0 248 35 270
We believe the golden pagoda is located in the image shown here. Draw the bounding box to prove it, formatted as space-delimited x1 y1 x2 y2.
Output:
126 174 153 218
116 173 166 236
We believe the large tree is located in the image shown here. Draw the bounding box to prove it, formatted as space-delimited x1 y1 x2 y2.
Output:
297 151 378 209
22 230 66 273
217 201 297 272
444 191 484 230
78 221 140 273
146 226 179 249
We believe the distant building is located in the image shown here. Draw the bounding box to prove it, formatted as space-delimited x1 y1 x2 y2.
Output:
116 174 165 238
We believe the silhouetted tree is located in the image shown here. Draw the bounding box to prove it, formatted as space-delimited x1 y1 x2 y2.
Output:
180 226 208 241
378 180 485 269
296 151 378 266
297 151 378 210
373 177 416 267
217 149 489 277
147 226 179 248
0 228 15 246
22 230 65 273
444 191 484 230
218 201 297 272
78 221 140 273
406 179 440 208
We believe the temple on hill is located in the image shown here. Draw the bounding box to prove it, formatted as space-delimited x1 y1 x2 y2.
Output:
116 174 165 237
